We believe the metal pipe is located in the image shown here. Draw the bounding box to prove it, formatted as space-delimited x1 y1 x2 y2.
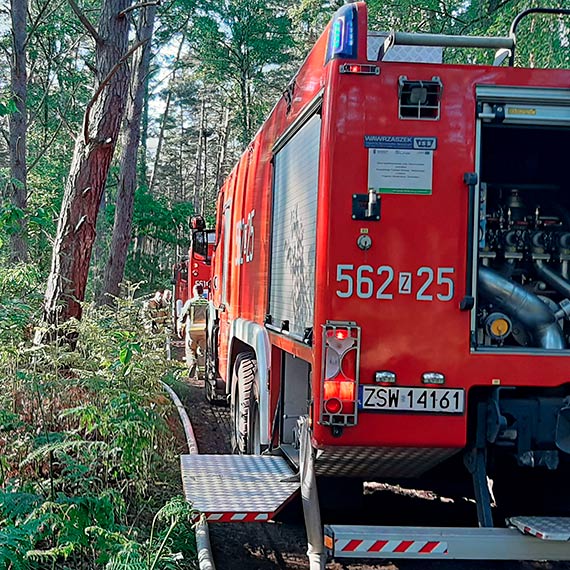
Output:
478 267 565 349
508 8 570 66
388 31 514 50
534 260 570 300
562 260 569 282
299 417 327 570
509 8 570 38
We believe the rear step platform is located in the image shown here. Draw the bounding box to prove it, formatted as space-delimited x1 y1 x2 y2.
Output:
325 522 570 560
180 454 299 522
509 516 570 541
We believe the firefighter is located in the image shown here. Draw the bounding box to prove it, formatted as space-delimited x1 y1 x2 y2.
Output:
142 290 163 334
161 289 173 330
177 284 208 378
142 290 171 334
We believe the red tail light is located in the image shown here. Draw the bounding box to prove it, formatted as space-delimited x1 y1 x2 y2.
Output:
324 398 342 414
320 323 361 428
339 379 355 400
339 63 380 75
324 377 355 400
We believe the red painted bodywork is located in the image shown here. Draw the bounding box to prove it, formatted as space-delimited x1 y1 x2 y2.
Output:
173 261 189 309
211 2 570 454
173 239 214 313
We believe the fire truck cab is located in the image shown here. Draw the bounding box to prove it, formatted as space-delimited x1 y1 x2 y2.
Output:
173 216 215 364
183 3 570 564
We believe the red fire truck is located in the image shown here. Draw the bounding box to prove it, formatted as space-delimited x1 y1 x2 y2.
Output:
172 216 215 357
183 3 570 563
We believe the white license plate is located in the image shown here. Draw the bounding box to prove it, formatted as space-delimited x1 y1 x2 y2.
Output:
359 386 465 414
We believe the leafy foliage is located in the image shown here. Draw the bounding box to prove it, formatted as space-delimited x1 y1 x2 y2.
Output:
0 97 18 117
114 186 195 294
0 266 197 568
189 0 295 145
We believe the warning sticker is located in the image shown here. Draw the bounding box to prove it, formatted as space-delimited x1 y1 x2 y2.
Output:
368 148 434 195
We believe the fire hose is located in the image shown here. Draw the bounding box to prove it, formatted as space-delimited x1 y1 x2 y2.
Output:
161 381 216 570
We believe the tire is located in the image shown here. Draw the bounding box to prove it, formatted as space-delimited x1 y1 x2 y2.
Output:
230 353 259 454
204 325 219 403
248 399 261 455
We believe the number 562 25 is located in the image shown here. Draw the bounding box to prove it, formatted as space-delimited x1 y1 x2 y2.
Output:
336 264 455 302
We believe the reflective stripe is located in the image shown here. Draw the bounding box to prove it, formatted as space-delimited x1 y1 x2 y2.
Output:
204 512 273 522
394 540 414 553
342 540 363 552
337 538 448 554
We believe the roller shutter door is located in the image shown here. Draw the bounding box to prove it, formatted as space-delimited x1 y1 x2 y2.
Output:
269 113 321 338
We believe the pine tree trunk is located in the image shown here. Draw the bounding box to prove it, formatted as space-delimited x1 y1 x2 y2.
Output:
9 0 28 263
148 88 173 194
179 105 185 202
148 29 187 194
193 97 205 212
42 0 131 331
98 4 157 305
239 70 249 145
214 107 230 190
140 64 150 180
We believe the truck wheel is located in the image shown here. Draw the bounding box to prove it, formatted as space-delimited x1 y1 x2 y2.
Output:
230 352 259 454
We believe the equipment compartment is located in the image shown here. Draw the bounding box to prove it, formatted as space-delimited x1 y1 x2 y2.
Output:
475 120 570 351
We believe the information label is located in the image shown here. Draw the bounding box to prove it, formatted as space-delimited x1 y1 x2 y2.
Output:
368 148 433 195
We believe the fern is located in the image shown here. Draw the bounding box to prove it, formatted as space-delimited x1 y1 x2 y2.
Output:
155 496 196 524
0 515 49 569
0 408 24 432
0 545 29 570
0 268 196 568
106 545 147 570
25 541 75 561
85 525 131 546
147 497 197 570
0 491 42 521
20 437 108 467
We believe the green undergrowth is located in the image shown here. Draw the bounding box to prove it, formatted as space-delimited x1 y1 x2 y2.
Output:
0 269 197 569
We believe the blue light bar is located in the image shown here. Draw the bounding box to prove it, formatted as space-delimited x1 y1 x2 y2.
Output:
325 4 358 63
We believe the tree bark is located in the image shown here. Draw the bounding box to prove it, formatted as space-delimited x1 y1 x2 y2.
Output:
42 0 131 331
98 3 157 305
9 0 28 263
193 97 205 212
239 69 249 145
214 107 230 191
